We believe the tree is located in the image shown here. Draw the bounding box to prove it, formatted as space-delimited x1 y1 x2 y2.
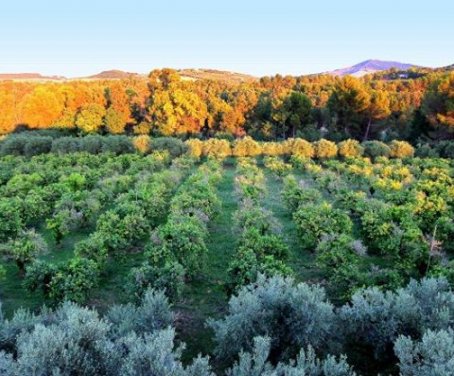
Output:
277 91 312 138
0 229 48 275
75 103 106 133
363 90 391 140
421 72 454 138
328 76 371 138
104 107 126 134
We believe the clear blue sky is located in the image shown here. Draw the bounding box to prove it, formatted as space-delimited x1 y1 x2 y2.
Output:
1 0 453 77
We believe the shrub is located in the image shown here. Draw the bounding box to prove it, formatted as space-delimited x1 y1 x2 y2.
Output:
23 136 53 156
0 199 23 242
362 140 391 159
339 277 454 359
133 135 151 154
313 139 338 159
79 134 103 154
150 137 188 157
282 175 322 211
338 139 364 158
435 141 454 158
208 274 335 362
51 137 81 154
185 138 204 158
285 138 315 158
293 202 353 249
0 229 48 275
48 257 100 303
389 140 415 158
232 136 262 157
227 337 356 376
129 261 185 301
0 135 28 156
261 142 285 156
202 138 231 158
394 329 454 376
415 144 439 158
101 135 135 154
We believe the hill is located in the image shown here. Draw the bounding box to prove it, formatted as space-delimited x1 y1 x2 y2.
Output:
85 70 142 80
178 68 257 83
0 73 66 81
328 59 417 77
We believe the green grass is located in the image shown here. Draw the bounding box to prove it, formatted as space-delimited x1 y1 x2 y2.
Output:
176 164 238 363
262 170 323 283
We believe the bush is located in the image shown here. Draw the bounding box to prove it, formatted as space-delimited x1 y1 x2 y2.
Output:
362 140 391 159
185 138 204 158
79 134 104 154
101 135 135 154
23 136 53 157
51 137 81 154
227 336 356 376
150 137 188 157
339 277 454 359
394 329 454 376
202 138 231 158
129 261 185 301
208 274 335 362
133 135 151 154
48 257 100 303
389 140 415 158
338 139 364 158
232 136 262 157
313 139 338 159
435 141 454 158
0 135 28 156
293 202 353 249
415 143 439 158
284 138 315 158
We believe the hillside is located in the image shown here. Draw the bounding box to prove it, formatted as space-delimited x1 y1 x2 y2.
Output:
178 68 257 83
85 70 142 80
328 59 417 77
0 73 65 81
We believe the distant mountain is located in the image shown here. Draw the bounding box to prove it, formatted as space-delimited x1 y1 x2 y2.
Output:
327 59 417 77
85 70 142 80
0 73 66 81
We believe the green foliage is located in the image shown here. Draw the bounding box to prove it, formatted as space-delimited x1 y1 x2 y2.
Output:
0 229 48 274
227 336 356 376
0 199 23 242
362 140 391 159
209 274 335 362
47 257 100 303
293 201 353 249
282 175 322 211
150 137 188 157
129 261 185 301
340 277 454 359
395 329 454 376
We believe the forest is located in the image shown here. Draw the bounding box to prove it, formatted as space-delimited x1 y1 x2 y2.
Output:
0 67 452 143
0 131 454 374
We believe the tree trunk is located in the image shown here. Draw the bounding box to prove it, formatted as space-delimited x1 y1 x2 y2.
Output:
363 117 372 141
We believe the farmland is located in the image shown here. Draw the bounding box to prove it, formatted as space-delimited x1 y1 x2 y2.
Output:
1 135 454 374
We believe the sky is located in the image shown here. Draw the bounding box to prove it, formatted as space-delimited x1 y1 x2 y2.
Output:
0 0 453 77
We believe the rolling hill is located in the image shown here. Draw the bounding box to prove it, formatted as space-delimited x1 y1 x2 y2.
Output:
327 59 417 77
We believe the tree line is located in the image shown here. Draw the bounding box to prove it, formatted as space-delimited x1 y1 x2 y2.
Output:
0 68 452 142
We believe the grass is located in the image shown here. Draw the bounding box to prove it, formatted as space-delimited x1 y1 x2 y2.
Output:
262 169 322 283
176 163 238 363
